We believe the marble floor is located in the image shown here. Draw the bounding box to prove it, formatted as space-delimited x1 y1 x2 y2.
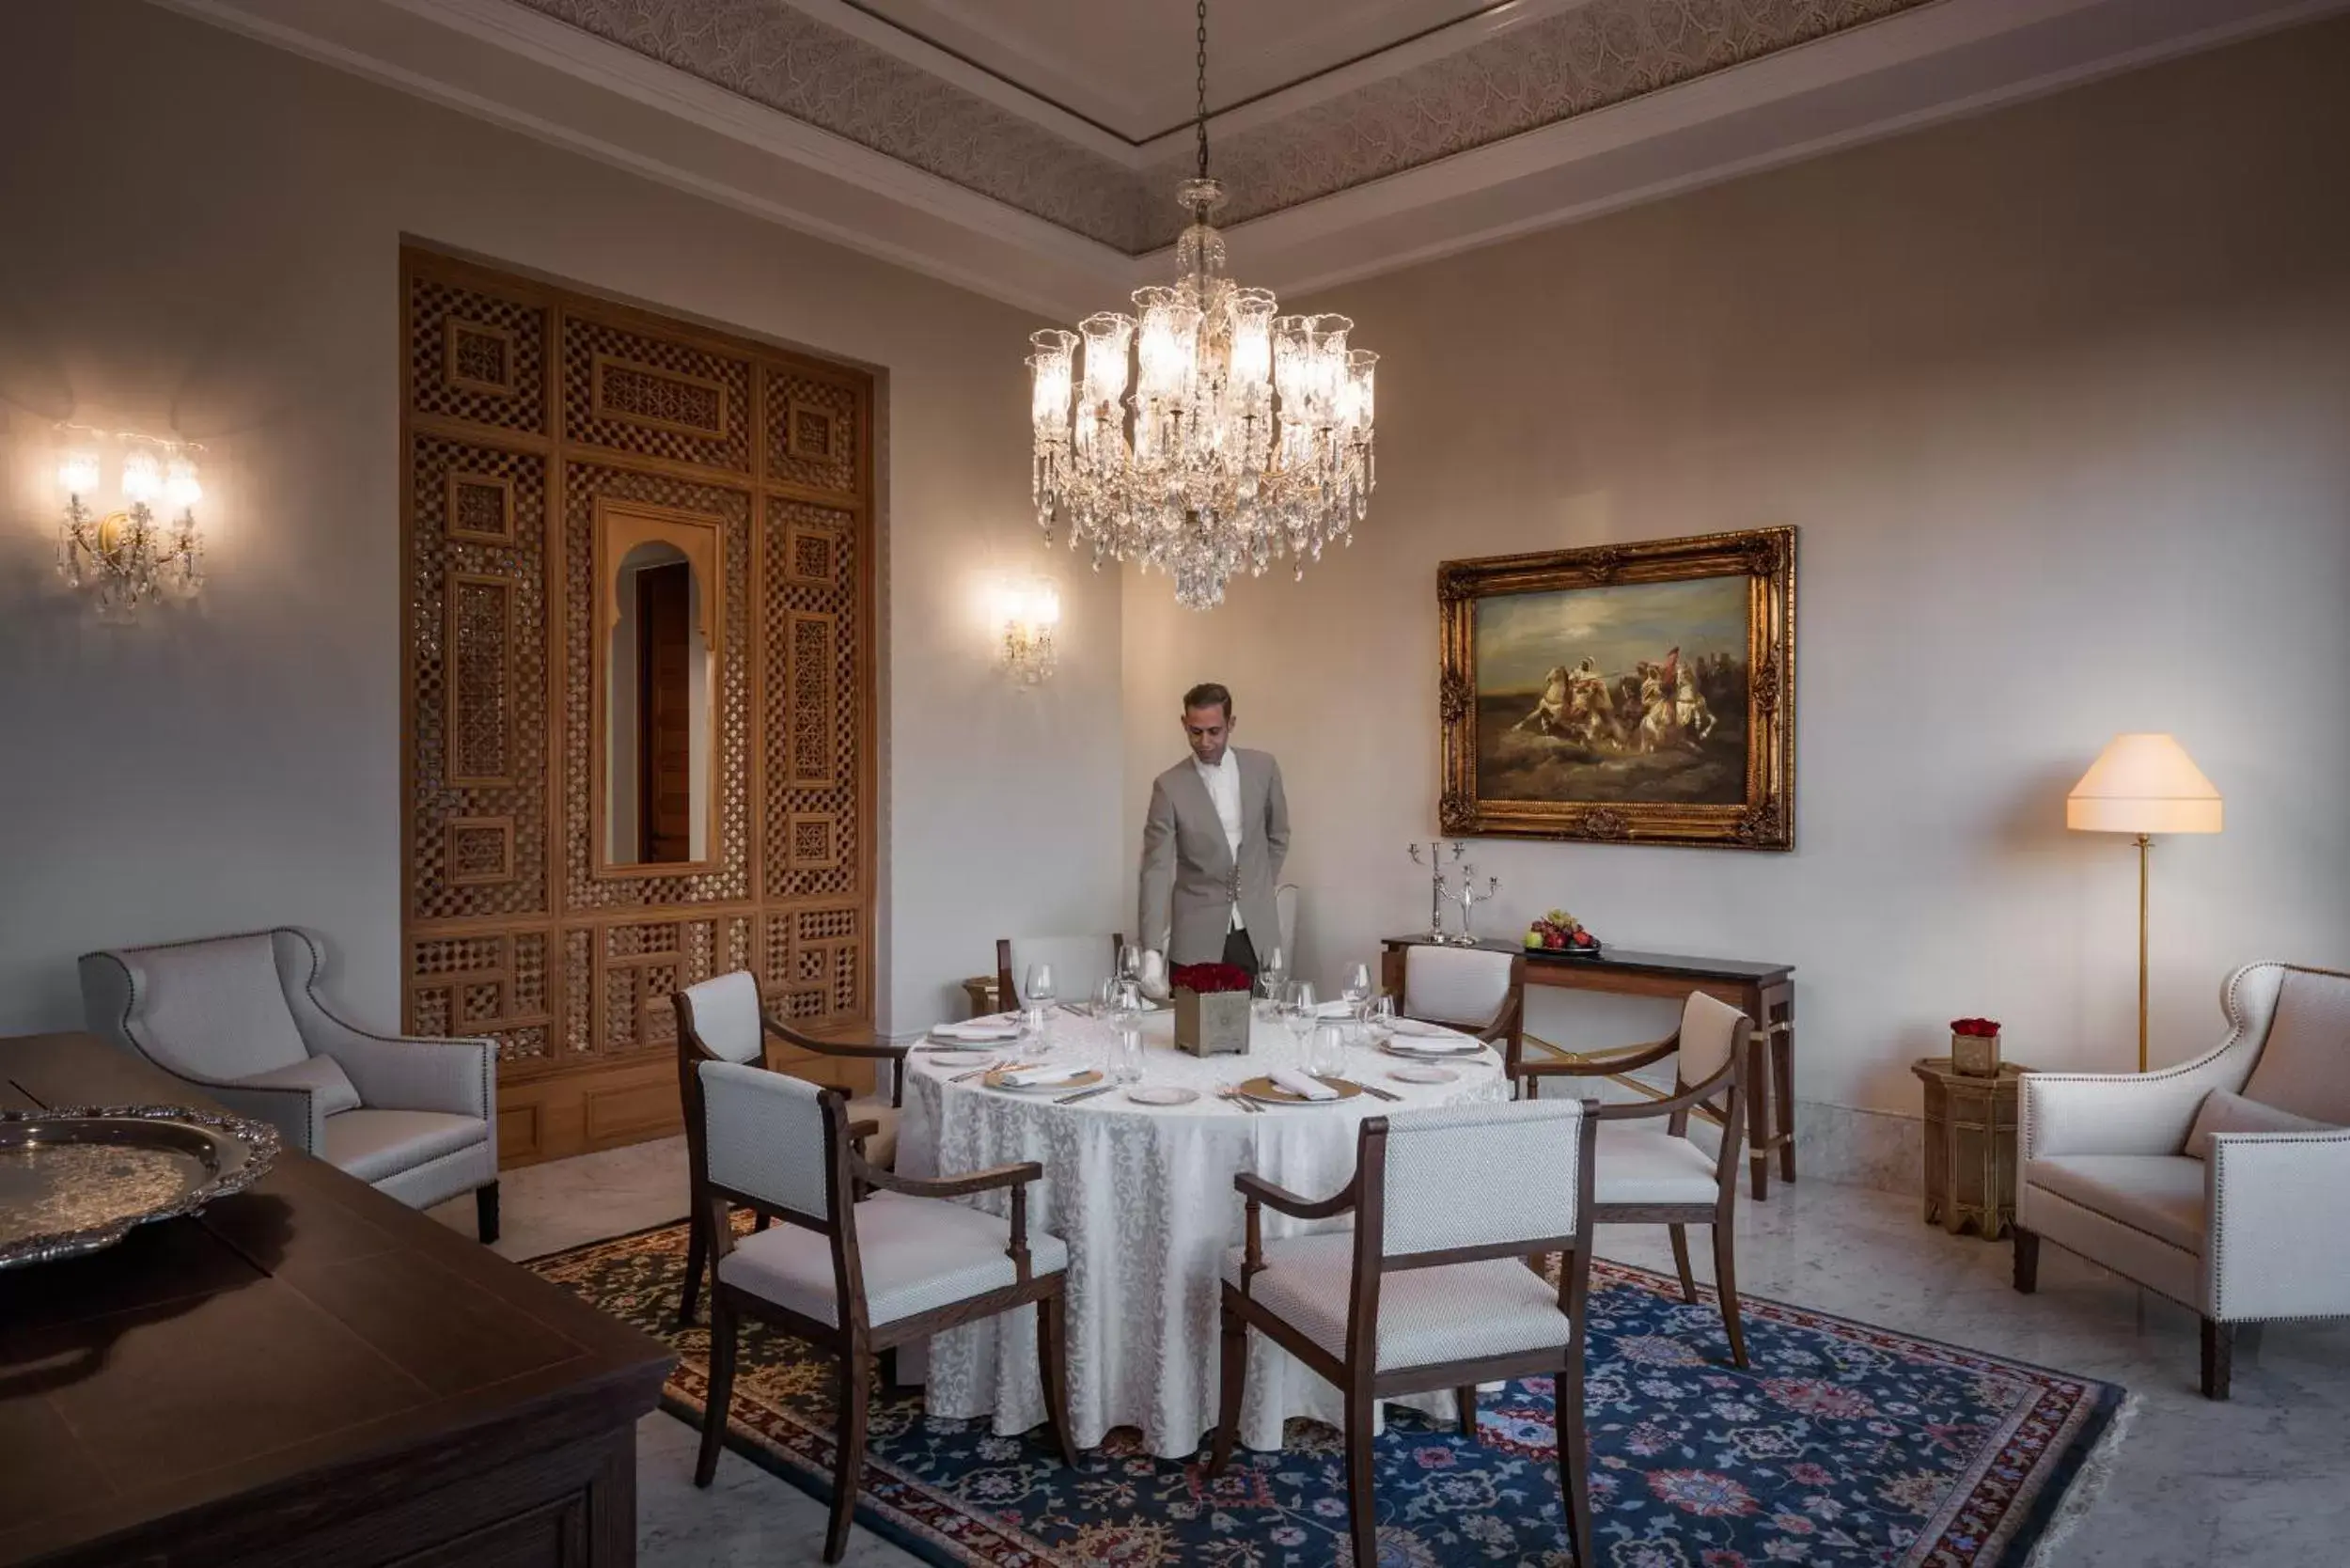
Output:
431 1145 2350 1567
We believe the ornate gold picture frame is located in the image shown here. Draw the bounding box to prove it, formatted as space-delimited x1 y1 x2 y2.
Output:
1437 526 1795 849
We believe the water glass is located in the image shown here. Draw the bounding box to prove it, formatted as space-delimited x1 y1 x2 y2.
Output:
1024 962 1056 1046
1364 994 1398 1051
1114 1025 1144 1085
1311 1020 1348 1079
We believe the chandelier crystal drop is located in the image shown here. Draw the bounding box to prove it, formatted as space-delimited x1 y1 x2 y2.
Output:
1026 3 1375 610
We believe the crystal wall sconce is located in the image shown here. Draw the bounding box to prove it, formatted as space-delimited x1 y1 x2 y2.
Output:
995 579 1060 686
55 429 206 619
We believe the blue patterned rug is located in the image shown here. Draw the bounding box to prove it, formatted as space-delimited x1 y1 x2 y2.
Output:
530 1220 2123 1567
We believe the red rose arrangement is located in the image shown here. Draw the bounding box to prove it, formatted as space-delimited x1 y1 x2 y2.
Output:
1950 1017 2001 1037
1170 963 1253 996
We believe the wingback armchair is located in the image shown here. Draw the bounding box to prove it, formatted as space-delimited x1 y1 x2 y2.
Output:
80 928 500 1241
2015 961 2350 1397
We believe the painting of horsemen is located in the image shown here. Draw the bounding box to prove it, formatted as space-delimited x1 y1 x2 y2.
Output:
1436 527 1795 849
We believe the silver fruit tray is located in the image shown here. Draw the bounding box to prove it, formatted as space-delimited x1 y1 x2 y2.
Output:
0 1105 282 1269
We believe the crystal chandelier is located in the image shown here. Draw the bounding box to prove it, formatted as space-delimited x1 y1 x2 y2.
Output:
55 429 206 620
1026 0 1376 610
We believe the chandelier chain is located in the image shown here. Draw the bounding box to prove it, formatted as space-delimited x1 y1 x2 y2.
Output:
1195 0 1210 180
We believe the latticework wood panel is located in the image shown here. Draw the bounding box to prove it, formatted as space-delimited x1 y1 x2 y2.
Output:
401 250 874 1165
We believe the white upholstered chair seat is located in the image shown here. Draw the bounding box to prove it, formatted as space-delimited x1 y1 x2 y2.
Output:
1219 1232 1573 1372
719 1191 1068 1328
323 1109 492 1184
1593 1125 1723 1206
2025 1155 2205 1254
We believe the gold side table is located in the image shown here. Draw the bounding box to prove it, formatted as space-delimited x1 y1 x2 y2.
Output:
1913 1058 2029 1240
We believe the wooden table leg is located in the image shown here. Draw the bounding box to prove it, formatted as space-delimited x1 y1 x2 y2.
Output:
1746 1008 1772 1202
1771 987 1796 1185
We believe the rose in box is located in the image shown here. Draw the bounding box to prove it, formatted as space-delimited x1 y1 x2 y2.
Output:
1172 963 1252 1057
1950 1016 2002 1077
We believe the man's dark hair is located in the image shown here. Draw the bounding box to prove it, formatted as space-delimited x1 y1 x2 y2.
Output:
1182 682 1233 720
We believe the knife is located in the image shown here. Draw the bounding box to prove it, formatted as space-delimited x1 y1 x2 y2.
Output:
1055 1084 1117 1105
1355 1080 1402 1102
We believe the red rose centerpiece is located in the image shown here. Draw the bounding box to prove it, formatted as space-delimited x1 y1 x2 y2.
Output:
1172 963 1252 1057
1950 1016 2002 1077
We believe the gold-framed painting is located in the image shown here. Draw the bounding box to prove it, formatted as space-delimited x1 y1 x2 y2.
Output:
1437 526 1795 849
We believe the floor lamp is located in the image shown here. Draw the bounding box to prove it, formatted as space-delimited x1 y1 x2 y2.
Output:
2066 733 2223 1072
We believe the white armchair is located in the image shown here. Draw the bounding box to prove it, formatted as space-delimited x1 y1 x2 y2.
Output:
79 927 500 1241
2015 960 2350 1397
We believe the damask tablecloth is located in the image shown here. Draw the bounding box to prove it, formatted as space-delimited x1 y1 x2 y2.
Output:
898 1009 1508 1457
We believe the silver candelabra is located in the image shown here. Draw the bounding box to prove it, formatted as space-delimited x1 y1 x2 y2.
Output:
1406 840 1457 943
1408 840 1499 945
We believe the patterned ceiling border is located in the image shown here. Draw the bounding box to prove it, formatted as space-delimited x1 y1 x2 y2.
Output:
516 0 1941 255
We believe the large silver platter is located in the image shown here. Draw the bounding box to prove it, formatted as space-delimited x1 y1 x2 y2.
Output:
0 1105 282 1269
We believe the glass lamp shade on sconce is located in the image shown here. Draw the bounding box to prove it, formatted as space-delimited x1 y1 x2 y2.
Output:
996 581 1060 686
55 431 206 620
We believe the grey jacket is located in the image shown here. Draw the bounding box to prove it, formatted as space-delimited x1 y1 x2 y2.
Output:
1137 747 1291 966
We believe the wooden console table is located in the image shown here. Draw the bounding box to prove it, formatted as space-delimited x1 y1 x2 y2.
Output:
1382 938 1796 1200
0 1031 672 1568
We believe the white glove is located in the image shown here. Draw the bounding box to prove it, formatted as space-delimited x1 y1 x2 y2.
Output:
1138 949 1171 1002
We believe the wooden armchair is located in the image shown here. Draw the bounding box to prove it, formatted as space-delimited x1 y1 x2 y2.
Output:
1519 991 1755 1366
672 969 909 1327
691 1059 1074 1561
1398 944 1528 1078
1208 1099 1600 1566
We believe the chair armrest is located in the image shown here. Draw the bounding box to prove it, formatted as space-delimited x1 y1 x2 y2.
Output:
857 1160 1042 1200
203 1078 328 1154
315 1029 495 1121
1233 1169 1357 1221
764 1016 909 1061
1592 1079 1718 1122
2022 1059 2239 1161
1521 1036 1681 1081
2208 1130 2350 1321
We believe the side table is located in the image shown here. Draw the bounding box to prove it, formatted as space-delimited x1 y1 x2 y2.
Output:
962 975 1001 1019
1913 1058 2029 1240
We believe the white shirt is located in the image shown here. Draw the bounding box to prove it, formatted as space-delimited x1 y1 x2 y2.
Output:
1194 751 1246 931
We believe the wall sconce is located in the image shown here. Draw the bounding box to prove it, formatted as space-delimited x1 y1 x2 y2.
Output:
995 579 1060 685
55 426 206 619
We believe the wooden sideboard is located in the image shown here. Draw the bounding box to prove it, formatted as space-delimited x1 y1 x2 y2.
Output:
1383 937 1796 1200
0 1031 672 1568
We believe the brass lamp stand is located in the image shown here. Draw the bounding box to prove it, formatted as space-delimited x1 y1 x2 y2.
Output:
2067 735 2222 1073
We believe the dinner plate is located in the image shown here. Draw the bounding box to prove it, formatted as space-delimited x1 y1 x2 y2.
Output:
1389 1064 1460 1085
984 1067 1104 1094
1125 1085 1198 1106
1379 1041 1484 1060
1235 1074 1363 1106
924 1049 995 1067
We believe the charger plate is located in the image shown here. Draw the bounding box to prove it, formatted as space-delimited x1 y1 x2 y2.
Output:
0 1105 281 1269
1236 1074 1363 1106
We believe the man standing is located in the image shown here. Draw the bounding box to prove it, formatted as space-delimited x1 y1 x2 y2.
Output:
1137 682 1290 982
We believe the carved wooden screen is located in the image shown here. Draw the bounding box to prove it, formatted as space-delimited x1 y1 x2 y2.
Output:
400 248 875 1167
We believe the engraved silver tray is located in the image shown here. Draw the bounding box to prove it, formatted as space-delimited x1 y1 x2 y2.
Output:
0 1105 282 1269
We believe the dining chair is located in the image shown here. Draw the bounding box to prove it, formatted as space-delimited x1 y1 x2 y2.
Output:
692 1058 1076 1561
1518 991 1754 1367
672 969 909 1327
1400 944 1527 1079
1209 1098 1600 1567
995 933 1126 1011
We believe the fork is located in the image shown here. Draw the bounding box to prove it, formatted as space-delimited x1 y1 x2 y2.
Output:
950 1058 1021 1083
1217 1085 1263 1115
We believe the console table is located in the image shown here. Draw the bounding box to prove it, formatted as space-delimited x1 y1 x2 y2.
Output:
1382 938 1796 1200
0 1031 672 1568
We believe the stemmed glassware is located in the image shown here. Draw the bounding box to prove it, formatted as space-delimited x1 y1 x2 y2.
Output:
1280 980 1318 1061
1024 962 1056 1056
1364 993 1397 1055
1256 946 1290 1020
1340 962 1371 1019
1109 978 1145 1085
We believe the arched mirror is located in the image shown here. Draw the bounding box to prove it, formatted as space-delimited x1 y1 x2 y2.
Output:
592 501 722 872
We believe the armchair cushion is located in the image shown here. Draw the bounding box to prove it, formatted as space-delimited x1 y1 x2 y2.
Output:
238 1055 362 1117
716 1190 1066 1327
108 933 311 1081
322 1109 491 1184
1221 1231 1573 1372
1592 1125 1720 1206
2185 1090 2335 1160
848 1100 901 1168
2238 968 2350 1125
2026 1154 2205 1254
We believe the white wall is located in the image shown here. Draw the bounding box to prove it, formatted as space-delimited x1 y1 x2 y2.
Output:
1124 18 2350 1114
0 0 1123 1037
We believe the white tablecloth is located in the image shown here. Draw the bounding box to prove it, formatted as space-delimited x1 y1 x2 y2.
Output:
898 1008 1508 1457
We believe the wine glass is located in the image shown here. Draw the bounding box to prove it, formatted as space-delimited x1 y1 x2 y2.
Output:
1256 946 1290 1020
1024 962 1056 1055
1365 993 1398 1054
1281 980 1318 1059
1109 980 1145 1084
1340 962 1371 1020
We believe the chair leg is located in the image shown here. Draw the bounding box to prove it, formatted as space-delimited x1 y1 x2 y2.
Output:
1207 1301 1246 1476
1558 1353 1593 1563
2201 1318 2233 1401
695 1295 738 1487
679 1208 709 1328
2012 1227 2040 1294
1456 1385 1479 1441
1342 1390 1379 1568
824 1345 872 1562
1711 1223 1749 1371
1037 1291 1079 1466
1667 1224 1698 1303
474 1181 500 1246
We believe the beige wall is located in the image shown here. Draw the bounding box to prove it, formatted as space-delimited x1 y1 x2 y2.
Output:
1124 18 2350 1113
0 0 1123 1035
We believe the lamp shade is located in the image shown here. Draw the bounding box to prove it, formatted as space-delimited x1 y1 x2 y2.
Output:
2066 733 2222 834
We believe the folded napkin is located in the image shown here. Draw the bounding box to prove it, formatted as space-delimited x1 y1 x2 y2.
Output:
998 1062 1089 1088
1269 1067 1339 1101
935 1019 1022 1042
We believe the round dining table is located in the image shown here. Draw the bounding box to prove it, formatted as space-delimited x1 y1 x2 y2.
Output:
897 1006 1509 1458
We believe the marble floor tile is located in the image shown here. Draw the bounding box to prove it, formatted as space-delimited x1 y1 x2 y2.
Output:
444 1144 2349 1566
